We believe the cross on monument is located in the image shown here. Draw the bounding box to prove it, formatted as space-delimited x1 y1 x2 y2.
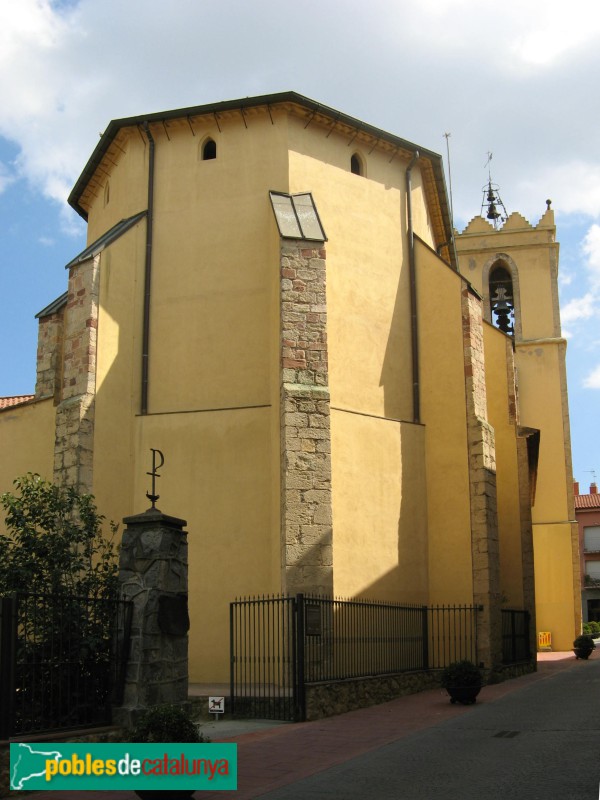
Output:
146 448 165 509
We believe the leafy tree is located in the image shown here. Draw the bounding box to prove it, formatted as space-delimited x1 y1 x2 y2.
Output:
0 474 121 732
0 473 118 598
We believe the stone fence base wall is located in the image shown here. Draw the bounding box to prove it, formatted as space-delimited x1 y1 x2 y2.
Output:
305 659 537 721
485 659 536 684
305 671 442 721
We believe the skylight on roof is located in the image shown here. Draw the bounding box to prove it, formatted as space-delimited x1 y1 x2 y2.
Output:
269 192 327 242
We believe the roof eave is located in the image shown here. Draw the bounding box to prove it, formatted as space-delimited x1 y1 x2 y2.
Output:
68 91 454 261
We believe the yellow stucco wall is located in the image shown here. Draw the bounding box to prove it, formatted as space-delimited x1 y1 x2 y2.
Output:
147 112 288 414
287 117 432 423
483 324 524 608
285 125 433 604
417 241 473 604
0 399 56 501
133 409 277 680
85 130 148 244
85 110 290 681
331 411 428 602
92 224 146 525
533 523 578 650
516 343 570 520
456 212 579 649
516 341 579 649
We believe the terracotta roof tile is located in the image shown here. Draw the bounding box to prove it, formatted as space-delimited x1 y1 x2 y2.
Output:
575 493 600 510
0 395 35 409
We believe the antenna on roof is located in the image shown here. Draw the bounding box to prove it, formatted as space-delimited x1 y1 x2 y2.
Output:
584 469 597 482
443 132 455 233
481 152 508 229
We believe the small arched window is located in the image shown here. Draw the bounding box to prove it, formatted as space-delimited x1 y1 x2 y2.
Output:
202 138 217 160
489 263 514 334
350 153 364 176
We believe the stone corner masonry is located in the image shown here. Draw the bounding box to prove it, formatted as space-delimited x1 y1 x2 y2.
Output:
279 241 333 597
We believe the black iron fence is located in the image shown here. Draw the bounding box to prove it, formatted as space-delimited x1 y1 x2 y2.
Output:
501 608 531 664
0 592 132 738
303 597 479 682
229 595 298 721
230 594 481 722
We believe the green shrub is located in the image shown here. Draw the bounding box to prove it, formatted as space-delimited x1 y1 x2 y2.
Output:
0 473 118 598
573 634 595 649
440 660 482 688
130 705 208 743
0 474 120 731
583 623 592 635
589 621 600 635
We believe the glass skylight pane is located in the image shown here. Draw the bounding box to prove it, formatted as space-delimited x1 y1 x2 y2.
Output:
292 193 325 241
270 193 302 238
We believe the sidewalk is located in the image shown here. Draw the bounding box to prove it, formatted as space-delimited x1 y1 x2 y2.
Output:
2 652 581 799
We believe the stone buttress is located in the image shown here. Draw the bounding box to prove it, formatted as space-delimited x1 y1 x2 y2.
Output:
53 255 99 491
462 285 502 667
279 242 333 597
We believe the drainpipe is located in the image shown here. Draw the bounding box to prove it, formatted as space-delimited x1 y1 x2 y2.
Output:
406 150 420 424
141 122 155 416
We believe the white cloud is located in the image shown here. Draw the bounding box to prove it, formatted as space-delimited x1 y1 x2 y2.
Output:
559 223 600 352
0 161 15 193
561 293 596 325
514 163 600 221
583 364 600 389
582 224 600 280
0 0 599 475
389 0 600 71
1 0 600 247
510 4 600 66
559 272 573 287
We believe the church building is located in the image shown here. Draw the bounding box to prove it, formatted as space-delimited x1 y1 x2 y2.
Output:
0 92 580 680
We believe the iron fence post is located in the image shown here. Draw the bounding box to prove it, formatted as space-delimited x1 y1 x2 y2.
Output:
0 595 17 739
476 604 483 664
113 600 133 707
421 605 429 670
295 594 306 722
511 610 517 663
229 602 235 718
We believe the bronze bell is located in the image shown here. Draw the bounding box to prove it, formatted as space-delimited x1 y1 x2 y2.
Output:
487 202 500 220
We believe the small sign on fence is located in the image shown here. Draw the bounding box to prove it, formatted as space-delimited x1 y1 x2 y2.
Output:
209 696 225 716
305 603 322 636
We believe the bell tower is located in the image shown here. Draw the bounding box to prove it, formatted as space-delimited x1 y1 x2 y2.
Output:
455 194 581 651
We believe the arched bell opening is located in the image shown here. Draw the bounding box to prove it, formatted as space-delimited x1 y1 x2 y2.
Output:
489 263 514 335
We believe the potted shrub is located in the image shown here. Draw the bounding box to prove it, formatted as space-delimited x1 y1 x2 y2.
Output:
573 634 595 660
440 659 482 705
125 704 208 799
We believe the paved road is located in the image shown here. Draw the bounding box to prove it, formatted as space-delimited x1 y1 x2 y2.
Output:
6 654 596 800
259 658 600 800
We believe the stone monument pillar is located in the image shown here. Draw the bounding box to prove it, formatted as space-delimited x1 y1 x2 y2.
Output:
114 507 189 727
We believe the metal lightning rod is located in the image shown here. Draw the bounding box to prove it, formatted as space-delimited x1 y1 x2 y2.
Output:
443 132 455 234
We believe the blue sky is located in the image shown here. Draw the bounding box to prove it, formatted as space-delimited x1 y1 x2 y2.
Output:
0 0 598 486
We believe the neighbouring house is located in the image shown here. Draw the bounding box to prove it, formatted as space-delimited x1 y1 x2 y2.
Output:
575 481 600 622
0 92 580 681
